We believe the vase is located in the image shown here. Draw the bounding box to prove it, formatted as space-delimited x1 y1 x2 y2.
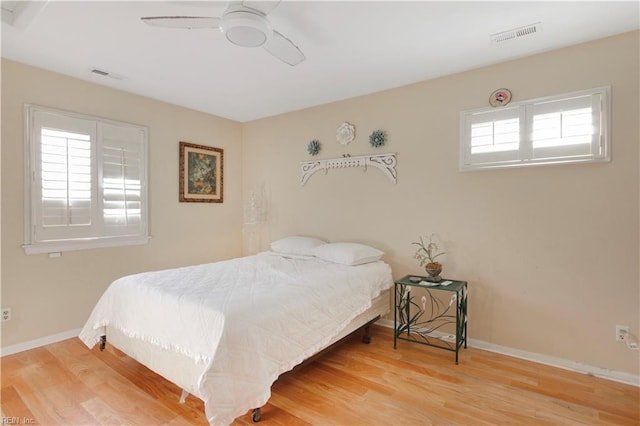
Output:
425 262 442 282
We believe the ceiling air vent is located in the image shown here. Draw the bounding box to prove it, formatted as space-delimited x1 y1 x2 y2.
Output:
490 22 542 44
90 68 126 80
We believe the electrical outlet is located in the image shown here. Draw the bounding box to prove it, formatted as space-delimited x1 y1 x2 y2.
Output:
616 325 630 341
1 307 11 322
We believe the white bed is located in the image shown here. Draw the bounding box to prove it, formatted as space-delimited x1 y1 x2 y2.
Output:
80 246 393 426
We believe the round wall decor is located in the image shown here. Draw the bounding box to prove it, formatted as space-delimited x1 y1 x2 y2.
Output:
336 121 355 145
369 129 386 148
307 139 321 156
489 88 512 107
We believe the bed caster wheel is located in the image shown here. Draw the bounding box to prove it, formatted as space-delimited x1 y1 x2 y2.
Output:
362 335 371 344
252 408 261 422
99 335 106 351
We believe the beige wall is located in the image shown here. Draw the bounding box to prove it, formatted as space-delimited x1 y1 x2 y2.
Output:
242 31 639 375
1 59 243 347
1 31 638 377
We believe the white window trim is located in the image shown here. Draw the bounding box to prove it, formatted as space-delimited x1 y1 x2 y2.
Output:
459 86 611 171
22 235 150 255
23 104 150 255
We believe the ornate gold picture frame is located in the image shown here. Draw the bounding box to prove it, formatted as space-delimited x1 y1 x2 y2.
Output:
179 141 223 203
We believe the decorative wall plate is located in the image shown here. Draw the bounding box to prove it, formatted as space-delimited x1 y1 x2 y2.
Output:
489 88 512 107
336 121 355 145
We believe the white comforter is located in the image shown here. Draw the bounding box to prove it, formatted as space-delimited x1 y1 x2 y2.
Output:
79 252 393 425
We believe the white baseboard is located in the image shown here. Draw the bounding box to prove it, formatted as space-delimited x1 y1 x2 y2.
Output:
3 323 639 388
376 319 639 387
1 328 82 357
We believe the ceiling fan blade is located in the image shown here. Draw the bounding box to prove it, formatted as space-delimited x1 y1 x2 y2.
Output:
141 16 221 30
263 30 305 66
241 1 281 15
168 1 223 8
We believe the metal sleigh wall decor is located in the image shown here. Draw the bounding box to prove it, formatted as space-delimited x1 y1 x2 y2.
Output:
300 153 397 186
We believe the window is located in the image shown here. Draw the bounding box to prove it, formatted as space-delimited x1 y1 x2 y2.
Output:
23 105 149 254
460 87 610 170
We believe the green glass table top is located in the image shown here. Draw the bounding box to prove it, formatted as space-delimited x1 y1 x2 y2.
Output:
395 275 466 292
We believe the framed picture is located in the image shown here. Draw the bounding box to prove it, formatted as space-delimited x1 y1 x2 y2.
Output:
179 141 223 203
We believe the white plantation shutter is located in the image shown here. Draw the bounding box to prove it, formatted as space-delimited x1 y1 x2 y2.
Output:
462 105 523 167
471 117 520 154
460 87 609 170
100 123 146 237
25 105 148 254
40 128 93 227
529 93 603 161
33 112 97 241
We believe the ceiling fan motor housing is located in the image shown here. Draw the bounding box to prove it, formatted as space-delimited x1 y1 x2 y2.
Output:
221 9 272 48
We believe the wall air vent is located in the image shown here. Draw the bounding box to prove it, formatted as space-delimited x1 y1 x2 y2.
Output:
90 68 126 80
490 22 542 44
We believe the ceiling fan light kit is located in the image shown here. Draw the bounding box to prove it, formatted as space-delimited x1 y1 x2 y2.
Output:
221 10 272 48
141 0 305 66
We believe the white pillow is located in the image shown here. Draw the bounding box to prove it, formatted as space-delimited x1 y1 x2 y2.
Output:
270 236 326 256
313 242 384 266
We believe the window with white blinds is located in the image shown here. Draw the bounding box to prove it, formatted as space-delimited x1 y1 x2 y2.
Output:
24 105 149 255
460 87 610 170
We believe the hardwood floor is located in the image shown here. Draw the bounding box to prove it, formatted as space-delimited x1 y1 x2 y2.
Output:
2 325 638 425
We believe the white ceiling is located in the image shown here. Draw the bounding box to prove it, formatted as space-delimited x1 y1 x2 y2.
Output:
2 1 639 122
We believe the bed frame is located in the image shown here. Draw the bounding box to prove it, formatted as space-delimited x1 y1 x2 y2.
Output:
98 290 390 423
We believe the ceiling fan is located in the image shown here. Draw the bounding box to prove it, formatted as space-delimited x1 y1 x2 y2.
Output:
141 1 305 66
